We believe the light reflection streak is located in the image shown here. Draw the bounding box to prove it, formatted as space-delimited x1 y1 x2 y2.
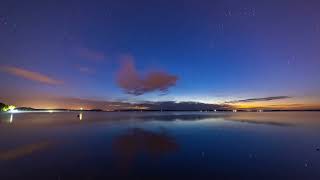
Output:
9 114 13 123
78 113 83 120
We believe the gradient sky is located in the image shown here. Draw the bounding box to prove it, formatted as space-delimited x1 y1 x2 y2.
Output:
1 0 320 110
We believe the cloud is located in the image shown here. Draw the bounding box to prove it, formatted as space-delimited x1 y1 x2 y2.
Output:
225 96 291 104
0 66 63 85
75 47 105 61
117 56 178 95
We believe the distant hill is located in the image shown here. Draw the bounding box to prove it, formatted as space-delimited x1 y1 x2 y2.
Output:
15 107 104 112
15 107 37 111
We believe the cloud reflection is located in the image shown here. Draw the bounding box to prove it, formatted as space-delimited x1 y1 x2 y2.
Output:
0 140 54 160
112 128 178 170
224 118 292 127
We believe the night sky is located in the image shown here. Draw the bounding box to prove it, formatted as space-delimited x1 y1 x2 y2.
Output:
1 1 320 110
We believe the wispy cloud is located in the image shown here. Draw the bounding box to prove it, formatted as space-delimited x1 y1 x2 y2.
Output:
116 55 178 96
0 66 63 85
225 96 291 104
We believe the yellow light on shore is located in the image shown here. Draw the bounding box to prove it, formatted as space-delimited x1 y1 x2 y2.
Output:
8 105 16 111
2 105 16 112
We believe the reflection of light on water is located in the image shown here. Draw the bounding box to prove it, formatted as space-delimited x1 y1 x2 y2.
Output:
9 114 13 123
9 109 19 113
79 113 83 120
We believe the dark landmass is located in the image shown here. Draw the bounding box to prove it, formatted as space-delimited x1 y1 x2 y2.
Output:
0 103 6 111
15 107 103 112
15 107 39 111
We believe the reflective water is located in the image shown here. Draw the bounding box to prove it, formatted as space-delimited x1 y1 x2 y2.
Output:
0 112 319 179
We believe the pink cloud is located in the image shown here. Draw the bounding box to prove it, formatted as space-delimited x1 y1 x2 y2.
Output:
0 66 63 85
117 55 178 95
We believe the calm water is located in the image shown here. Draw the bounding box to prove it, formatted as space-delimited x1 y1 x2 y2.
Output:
0 112 319 179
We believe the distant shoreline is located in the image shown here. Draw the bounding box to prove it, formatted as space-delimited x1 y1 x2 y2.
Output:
2 108 320 113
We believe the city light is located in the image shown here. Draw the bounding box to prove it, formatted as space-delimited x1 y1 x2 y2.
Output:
2 105 16 112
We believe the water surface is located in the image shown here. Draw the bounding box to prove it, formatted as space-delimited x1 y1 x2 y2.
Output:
0 112 319 179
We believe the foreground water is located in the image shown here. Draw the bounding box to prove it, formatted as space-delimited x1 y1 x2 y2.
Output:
0 112 319 179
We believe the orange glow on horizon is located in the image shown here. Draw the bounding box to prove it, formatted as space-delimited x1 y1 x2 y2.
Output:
232 102 320 110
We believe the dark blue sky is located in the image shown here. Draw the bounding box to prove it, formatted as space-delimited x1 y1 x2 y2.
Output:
1 0 320 109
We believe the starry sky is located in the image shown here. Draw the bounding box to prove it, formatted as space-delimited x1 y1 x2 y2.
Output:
1 0 320 110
